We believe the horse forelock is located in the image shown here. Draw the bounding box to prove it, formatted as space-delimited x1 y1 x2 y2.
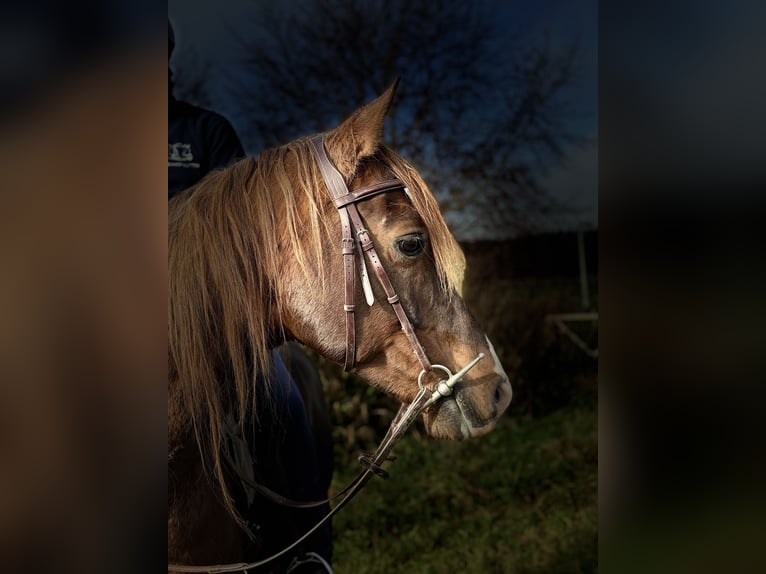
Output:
376 145 466 296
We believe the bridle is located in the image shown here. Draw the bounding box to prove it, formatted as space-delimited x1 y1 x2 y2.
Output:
167 135 485 573
308 134 432 374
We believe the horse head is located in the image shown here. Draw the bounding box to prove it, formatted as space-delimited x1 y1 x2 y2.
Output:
168 82 513 567
279 82 512 440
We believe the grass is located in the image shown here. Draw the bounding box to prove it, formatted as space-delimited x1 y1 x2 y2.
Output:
328 400 597 573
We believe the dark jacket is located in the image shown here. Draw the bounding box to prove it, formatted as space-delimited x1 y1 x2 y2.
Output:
168 96 244 198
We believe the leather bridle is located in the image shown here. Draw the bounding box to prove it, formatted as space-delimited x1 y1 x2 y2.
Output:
167 135 486 573
308 135 432 374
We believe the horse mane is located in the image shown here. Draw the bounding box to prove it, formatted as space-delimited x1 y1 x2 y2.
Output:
168 135 465 526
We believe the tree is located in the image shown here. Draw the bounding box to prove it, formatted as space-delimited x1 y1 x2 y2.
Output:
170 43 214 109
225 0 582 238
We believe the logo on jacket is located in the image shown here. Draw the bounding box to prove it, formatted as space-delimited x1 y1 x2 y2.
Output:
169 143 200 168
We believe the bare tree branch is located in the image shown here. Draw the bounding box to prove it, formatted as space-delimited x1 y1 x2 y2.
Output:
221 0 583 238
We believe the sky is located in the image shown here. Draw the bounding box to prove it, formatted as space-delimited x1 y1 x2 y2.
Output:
168 0 597 239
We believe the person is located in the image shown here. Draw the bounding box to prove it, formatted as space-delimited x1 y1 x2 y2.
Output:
168 20 333 573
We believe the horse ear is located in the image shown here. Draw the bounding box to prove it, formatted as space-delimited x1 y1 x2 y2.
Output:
324 79 399 179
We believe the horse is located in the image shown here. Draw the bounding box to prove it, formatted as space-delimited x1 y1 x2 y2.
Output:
168 81 513 571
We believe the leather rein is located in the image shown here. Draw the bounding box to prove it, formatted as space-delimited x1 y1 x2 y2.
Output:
167 135 485 573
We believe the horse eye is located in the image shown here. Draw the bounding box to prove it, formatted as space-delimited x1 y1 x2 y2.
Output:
395 234 425 257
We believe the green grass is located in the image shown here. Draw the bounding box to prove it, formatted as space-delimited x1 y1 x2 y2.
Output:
328 400 597 573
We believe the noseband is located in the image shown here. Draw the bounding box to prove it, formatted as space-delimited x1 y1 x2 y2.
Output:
308 135 432 374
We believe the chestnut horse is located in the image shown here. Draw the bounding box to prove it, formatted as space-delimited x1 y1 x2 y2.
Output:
168 83 512 569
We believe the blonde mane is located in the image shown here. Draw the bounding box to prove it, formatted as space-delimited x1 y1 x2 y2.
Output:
168 135 465 526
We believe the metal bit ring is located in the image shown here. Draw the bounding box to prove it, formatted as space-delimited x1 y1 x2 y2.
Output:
417 364 453 391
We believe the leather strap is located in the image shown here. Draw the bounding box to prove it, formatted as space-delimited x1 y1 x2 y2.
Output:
308 136 358 370
344 201 431 371
332 179 405 208
308 135 432 373
167 350 487 573
168 390 433 574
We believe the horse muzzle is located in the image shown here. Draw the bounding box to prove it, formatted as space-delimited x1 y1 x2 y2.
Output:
422 348 512 440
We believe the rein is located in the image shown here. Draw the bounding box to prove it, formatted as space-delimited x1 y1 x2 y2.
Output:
167 354 485 574
167 135 485 573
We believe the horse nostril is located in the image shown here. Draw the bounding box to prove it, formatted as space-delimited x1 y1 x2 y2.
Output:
494 385 503 405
